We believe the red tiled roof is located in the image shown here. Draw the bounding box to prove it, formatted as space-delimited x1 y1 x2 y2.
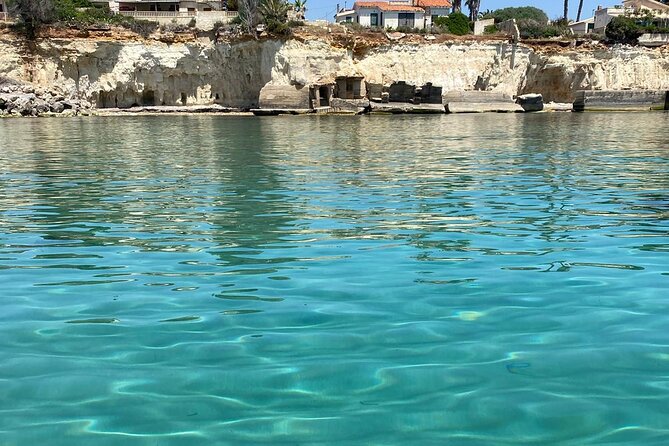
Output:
354 1 424 11
416 0 452 8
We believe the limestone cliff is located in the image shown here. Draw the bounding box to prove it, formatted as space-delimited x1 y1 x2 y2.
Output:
1 31 668 108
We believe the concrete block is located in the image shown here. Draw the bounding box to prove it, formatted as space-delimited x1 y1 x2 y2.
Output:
389 81 415 103
573 90 668 112
259 84 311 110
418 83 443 104
366 82 384 101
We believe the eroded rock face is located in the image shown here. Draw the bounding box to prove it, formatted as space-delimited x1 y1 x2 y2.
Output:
1 35 668 110
521 46 669 102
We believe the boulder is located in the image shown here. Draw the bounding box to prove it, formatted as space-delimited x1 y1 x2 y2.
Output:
50 101 66 113
516 93 544 112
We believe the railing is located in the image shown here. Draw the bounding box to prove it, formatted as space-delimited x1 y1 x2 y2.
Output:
0 12 10 22
119 11 197 17
118 10 238 18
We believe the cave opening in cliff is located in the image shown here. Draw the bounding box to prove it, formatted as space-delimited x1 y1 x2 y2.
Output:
142 90 156 106
318 86 330 107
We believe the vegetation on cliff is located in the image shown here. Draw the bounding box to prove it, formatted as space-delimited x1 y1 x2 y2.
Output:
481 7 571 40
432 12 470 36
8 0 158 37
606 14 669 44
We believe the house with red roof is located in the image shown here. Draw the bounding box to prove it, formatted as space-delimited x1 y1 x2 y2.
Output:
335 0 451 30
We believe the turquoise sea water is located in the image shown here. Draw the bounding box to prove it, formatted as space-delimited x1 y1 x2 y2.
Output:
0 113 668 445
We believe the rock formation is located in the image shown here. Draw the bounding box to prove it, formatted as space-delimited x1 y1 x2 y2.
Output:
1 32 668 113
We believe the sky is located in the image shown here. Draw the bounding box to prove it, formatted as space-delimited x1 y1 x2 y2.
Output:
307 0 606 22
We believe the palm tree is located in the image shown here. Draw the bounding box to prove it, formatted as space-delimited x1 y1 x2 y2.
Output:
576 0 584 21
452 0 461 13
563 0 568 20
465 0 480 21
293 0 306 19
259 0 290 24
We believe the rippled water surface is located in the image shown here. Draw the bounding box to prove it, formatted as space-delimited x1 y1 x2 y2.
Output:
1 113 668 444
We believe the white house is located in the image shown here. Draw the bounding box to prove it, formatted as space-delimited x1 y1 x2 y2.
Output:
335 0 451 30
594 0 669 32
86 0 237 28
568 17 595 34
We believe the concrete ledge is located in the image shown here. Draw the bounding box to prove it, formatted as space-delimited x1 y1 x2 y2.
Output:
331 98 370 114
544 102 573 112
639 33 669 47
442 91 514 104
96 104 238 114
251 108 312 116
446 102 524 113
574 90 668 112
370 102 445 114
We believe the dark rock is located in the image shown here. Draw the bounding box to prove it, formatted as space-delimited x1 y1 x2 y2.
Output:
516 93 544 112
50 101 66 113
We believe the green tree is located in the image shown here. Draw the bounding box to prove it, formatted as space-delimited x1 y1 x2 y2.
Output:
486 7 548 24
293 0 306 19
606 15 642 43
259 0 290 33
434 11 469 35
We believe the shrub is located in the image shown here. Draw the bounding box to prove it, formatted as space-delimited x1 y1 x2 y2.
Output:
606 15 642 44
484 6 548 24
433 11 469 35
264 18 290 34
286 19 303 27
121 18 159 37
483 24 498 34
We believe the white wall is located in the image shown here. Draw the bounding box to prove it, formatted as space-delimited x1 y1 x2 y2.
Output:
357 9 376 27
383 11 425 29
594 8 624 31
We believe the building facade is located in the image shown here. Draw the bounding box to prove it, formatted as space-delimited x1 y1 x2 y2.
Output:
593 0 669 32
85 0 236 29
335 0 451 30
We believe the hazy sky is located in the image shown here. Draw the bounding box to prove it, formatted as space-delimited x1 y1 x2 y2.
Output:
307 0 606 22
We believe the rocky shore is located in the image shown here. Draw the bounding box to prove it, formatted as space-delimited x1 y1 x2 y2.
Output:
0 83 93 117
1 26 668 116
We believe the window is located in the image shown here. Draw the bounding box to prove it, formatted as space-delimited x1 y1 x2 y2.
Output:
345 16 352 22
398 13 414 28
370 12 379 26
